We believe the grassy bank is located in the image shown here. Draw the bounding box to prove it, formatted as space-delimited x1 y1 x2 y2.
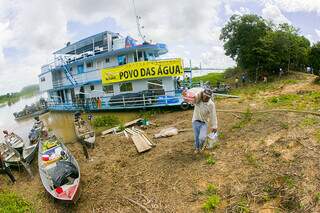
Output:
192 72 225 86
0 84 39 104
0 191 34 213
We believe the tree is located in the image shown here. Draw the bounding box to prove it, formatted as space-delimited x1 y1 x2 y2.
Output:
310 42 320 74
221 14 311 78
220 14 271 78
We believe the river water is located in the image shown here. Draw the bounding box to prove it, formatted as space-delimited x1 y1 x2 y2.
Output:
0 95 138 143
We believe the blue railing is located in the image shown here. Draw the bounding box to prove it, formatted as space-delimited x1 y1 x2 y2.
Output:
47 91 184 111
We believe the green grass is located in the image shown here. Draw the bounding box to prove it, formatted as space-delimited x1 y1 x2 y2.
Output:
92 115 120 128
192 73 225 86
282 176 295 189
206 184 218 195
202 194 220 212
206 156 216 165
315 192 320 202
0 191 34 213
202 184 220 212
232 108 253 129
300 117 318 127
230 73 304 97
266 91 320 110
245 152 259 167
235 199 250 213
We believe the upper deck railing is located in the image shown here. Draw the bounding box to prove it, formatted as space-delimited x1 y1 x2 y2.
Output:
40 43 168 75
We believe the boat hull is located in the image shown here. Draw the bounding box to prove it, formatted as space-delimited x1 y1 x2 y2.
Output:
38 136 81 203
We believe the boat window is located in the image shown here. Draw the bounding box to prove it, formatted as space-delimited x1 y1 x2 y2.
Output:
77 64 84 74
40 77 46 82
118 55 127 65
86 62 93 68
105 58 110 63
120 82 133 92
103 85 114 93
90 85 94 91
148 79 163 91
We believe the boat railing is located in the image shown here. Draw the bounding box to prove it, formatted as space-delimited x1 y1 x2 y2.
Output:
47 90 184 110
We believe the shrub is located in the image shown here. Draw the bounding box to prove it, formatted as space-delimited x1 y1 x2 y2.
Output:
92 115 120 128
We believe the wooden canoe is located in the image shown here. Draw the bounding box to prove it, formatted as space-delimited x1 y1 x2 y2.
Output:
4 133 24 154
74 118 95 147
38 135 80 203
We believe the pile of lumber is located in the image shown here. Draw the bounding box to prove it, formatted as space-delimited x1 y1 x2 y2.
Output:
125 127 155 153
101 118 143 135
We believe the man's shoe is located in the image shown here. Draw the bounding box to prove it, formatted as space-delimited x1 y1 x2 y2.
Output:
194 149 199 154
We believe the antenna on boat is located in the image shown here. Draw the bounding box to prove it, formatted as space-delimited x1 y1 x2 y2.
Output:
132 0 147 42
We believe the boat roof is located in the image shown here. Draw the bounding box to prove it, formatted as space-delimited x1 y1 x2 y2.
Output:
54 31 120 55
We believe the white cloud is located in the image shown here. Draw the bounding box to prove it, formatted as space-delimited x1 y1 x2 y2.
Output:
224 4 251 16
262 3 291 25
266 0 320 14
0 0 237 93
316 29 320 38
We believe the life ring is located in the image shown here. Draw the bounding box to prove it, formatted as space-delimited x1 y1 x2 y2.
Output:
180 101 190 110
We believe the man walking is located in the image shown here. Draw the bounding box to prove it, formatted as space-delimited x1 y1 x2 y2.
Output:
192 88 218 153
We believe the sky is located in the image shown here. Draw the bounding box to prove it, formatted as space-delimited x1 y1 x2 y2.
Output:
0 0 319 93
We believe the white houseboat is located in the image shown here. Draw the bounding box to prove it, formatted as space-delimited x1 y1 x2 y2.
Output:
39 31 190 111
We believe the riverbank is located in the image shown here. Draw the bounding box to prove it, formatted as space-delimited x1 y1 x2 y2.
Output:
0 84 39 105
2 72 320 212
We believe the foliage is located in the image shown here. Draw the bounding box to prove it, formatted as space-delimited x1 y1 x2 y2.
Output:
202 184 220 212
310 42 320 74
202 194 220 212
220 14 312 79
0 84 39 104
267 91 320 110
0 191 34 213
206 184 218 195
92 115 120 128
206 156 216 165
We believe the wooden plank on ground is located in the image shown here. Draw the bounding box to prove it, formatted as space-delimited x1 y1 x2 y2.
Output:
131 134 152 153
101 118 143 135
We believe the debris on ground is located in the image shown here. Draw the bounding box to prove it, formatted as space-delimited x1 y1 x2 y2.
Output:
154 127 179 138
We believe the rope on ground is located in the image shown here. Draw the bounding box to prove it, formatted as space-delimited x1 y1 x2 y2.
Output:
123 196 152 213
217 109 320 116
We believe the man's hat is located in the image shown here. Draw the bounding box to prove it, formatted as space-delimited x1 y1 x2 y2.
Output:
203 88 213 97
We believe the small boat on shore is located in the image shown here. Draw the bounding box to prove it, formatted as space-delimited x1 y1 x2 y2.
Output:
14 109 49 121
13 99 48 121
74 113 95 148
3 131 24 154
0 141 37 166
38 135 80 203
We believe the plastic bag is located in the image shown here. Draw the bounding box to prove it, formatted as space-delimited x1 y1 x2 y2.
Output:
207 132 218 149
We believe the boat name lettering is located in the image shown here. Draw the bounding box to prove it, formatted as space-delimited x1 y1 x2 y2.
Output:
101 59 184 84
